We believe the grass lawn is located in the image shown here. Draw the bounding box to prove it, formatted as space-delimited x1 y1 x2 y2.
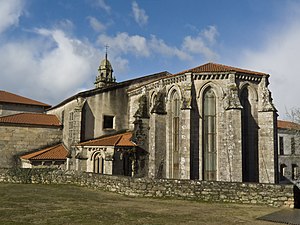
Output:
0 183 280 225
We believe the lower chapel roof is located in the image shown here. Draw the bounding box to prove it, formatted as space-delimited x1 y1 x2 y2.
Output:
78 131 136 147
0 113 61 127
20 144 68 161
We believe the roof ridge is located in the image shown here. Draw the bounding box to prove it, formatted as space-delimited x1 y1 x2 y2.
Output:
173 62 268 76
114 135 124 146
0 112 51 118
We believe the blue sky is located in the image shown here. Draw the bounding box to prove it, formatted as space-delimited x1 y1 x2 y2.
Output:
1 0 300 118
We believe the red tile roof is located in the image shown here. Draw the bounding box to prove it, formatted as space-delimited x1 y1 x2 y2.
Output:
278 120 300 130
0 90 50 108
21 144 68 160
176 62 268 76
78 132 136 147
0 113 61 127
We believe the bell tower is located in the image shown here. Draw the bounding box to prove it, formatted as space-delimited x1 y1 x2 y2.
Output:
94 46 116 88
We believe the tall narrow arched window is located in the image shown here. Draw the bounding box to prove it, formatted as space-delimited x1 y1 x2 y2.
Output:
170 91 180 179
203 87 217 181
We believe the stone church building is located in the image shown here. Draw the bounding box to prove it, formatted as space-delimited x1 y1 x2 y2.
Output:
44 54 278 184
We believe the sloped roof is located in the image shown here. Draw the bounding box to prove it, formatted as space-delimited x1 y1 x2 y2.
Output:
21 144 68 160
49 71 170 110
0 113 61 127
0 90 51 108
278 120 300 130
78 132 136 147
176 62 269 76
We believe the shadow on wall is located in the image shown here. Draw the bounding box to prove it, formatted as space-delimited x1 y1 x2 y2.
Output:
190 83 199 179
294 185 300 208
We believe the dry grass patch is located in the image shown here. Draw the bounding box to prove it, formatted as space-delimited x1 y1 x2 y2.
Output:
0 183 280 225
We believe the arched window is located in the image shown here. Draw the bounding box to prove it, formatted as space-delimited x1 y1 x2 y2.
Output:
203 87 217 181
170 91 180 178
93 152 104 174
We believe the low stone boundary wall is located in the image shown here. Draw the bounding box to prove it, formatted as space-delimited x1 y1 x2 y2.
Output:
0 168 298 208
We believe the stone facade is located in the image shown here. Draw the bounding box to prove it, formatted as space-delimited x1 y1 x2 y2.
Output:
0 168 297 208
278 121 300 183
45 60 278 184
0 124 62 168
128 69 277 183
0 104 46 117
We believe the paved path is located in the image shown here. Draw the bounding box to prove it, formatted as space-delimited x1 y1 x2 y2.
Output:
258 209 300 225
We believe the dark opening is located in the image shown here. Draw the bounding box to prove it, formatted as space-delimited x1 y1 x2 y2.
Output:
113 151 132 176
103 115 114 129
291 137 295 154
241 87 259 182
279 136 284 155
294 185 300 209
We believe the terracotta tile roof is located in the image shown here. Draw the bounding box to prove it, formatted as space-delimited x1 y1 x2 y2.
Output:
78 131 136 147
278 120 300 130
175 62 269 76
0 90 51 108
21 144 68 160
0 113 61 127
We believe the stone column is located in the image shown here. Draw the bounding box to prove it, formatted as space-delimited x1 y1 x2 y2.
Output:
149 114 166 178
132 118 149 177
258 76 277 183
149 89 167 178
221 74 243 182
132 94 150 177
180 109 191 179
222 108 243 182
179 72 192 179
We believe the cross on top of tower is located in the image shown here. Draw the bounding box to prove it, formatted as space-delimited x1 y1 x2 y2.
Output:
94 45 115 88
105 45 109 60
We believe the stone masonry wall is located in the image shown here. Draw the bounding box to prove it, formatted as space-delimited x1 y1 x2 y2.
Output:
0 168 297 208
0 125 62 168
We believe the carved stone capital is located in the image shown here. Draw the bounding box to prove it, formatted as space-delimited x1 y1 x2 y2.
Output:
180 82 192 110
258 76 276 112
151 90 167 114
134 95 150 118
224 83 242 110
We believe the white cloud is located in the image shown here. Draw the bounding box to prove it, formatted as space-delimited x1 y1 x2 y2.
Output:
202 25 219 45
239 19 300 118
149 35 191 61
93 0 111 14
182 26 219 61
0 28 101 104
132 1 148 27
87 17 106 32
97 32 150 57
96 27 219 63
0 0 24 34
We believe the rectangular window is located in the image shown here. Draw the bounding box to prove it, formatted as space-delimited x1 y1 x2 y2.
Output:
280 164 286 181
292 164 298 180
103 115 114 129
61 110 65 126
279 136 284 155
291 137 295 154
69 111 74 142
